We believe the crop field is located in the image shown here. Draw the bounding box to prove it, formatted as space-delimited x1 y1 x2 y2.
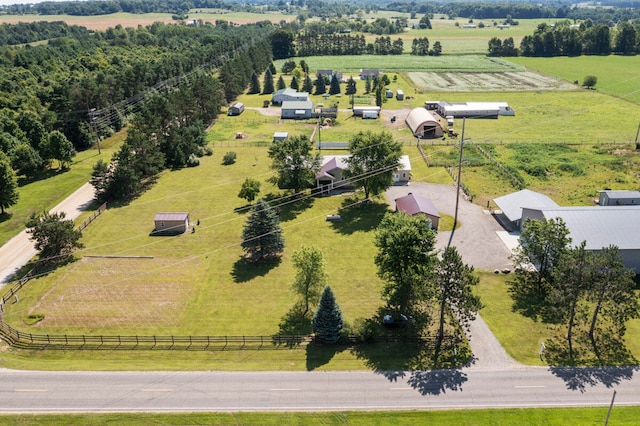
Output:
408 70 576 92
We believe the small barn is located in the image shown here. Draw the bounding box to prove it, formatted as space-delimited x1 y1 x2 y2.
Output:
273 132 289 142
353 106 381 117
405 108 444 139
597 189 640 206
227 102 244 116
396 89 404 100
154 212 189 235
395 193 440 229
386 89 393 98
281 100 314 119
394 155 412 183
493 189 559 230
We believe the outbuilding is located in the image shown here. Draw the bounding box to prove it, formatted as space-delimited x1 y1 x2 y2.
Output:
154 212 190 235
396 89 404 100
281 100 314 119
273 132 289 142
272 88 310 106
405 108 444 139
353 106 381 117
395 193 440 229
227 102 244 116
597 189 640 206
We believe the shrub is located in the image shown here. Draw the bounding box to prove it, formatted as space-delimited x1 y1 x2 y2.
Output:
186 153 200 167
202 146 213 156
523 163 547 178
222 151 237 165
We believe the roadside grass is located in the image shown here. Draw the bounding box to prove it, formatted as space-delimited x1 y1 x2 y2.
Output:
508 55 640 105
2 406 640 425
0 132 123 247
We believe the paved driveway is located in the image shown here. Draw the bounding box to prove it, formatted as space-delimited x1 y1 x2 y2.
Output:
385 182 513 271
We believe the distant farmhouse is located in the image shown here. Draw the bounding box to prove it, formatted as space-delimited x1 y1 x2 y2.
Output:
316 69 343 82
272 88 309 106
493 189 640 272
316 155 411 192
360 69 382 80
281 100 314 119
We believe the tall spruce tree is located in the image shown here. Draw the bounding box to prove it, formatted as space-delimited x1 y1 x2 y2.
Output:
241 199 284 262
313 286 343 344
329 74 341 95
314 76 327 95
276 75 286 91
290 76 299 91
262 69 275 95
302 75 314 94
345 76 357 96
248 72 261 94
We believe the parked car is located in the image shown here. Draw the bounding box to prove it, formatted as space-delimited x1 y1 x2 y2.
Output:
383 314 410 328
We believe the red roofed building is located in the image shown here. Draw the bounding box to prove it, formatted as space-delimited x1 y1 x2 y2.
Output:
395 193 440 229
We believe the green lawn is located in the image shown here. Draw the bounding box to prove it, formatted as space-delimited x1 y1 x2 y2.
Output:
1 407 639 425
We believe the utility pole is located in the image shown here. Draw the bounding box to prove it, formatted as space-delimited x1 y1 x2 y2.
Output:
89 108 101 155
452 117 466 235
635 122 639 150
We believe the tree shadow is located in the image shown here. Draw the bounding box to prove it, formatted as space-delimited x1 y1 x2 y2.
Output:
330 197 388 235
278 303 313 337
507 273 560 323
263 192 315 222
0 211 12 224
306 341 347 371
230 256 281 283
548 365 638 393
407 369 468 396
17 167 68 187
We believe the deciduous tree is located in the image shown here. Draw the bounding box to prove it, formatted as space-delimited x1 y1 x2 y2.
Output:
345 130 403 199
292 246 327 315
26 211 83 262
268 135 320 194
0 152 19 214
238 177 261 204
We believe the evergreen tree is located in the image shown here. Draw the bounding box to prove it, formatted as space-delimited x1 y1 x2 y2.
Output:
345 76 357 96
268 62 277 75
0 152 19 214
277 75 286 91
241 199 284 262
248 72 261 94
312 286 343 344
299 60 309 74
262 69 274 95
431 41 442 56
329 74 341 95
314 76 326 95
290 76 299 91
302 75 314 93
365 76 372 94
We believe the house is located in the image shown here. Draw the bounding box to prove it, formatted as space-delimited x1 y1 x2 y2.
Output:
317 69 343 82
395 193 440 229
597 189 640 206
272 88 309 106
396 89 404 100
520 206 640 273
493 189 559 230
273 132 288 142
153 212 189 235
227 102 244 116
424 101 440 111
316 155 352 192
281 100 314 119
437 101 515 118
405 108 444 139
394 155 412 183
360 69 381 80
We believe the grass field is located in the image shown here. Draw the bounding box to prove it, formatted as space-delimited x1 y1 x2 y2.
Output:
2 406 640 425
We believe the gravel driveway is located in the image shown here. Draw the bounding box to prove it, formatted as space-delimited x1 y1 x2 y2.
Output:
385 182 513 271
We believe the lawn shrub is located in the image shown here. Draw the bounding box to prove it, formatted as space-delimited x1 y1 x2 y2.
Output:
522 162 547 178
556 162 584 176
223 151 237 165
202 146 213 156
186 153 200 167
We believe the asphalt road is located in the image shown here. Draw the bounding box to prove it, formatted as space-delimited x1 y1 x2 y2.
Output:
0 182 96 285
1 367 638 413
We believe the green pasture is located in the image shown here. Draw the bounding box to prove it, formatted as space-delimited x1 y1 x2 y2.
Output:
509 55 640 105
2 407 640 425
0 134 122 247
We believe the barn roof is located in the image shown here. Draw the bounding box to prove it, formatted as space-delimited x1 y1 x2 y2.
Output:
281 100 313 110
493 189 558 223
536 206 640 250
598 189 640 199
405 108 441 134
155 212 189 221
395 193 440 218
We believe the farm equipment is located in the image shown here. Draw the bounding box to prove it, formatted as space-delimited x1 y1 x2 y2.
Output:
447 128 458 138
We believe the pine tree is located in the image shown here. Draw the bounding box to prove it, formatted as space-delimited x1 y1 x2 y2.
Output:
365 76 372 94
248 72 261 94
302 75 314 94
345 76 357 96
262 69 275 95
276 75 286 91
290 76 299 91
268 62 277 75
329 74 341 95
313 286 343 344
314 76 326 95
241 199 284 262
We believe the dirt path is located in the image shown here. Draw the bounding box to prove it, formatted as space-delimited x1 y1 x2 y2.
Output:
0 182 96 285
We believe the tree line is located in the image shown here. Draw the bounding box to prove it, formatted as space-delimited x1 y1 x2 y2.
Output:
488 20 640 57
3 0 232 16
286 32 442 56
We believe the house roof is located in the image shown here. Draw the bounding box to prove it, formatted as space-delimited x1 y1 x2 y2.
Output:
399 155 411 171
493 189 559 223
317 155 349 180
395 193 440 218
273 88 297 96
155 212 189 222
281 100 313 110
535 206 640 250
598 189 640 199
